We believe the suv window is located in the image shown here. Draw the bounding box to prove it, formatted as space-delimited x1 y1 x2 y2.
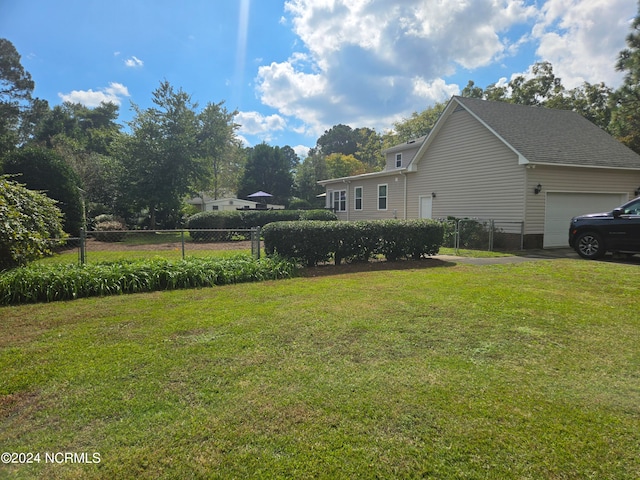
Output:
622 199 640 215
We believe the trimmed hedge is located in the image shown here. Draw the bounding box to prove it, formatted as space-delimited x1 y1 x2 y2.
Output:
262 219 444 266
186 209 338 241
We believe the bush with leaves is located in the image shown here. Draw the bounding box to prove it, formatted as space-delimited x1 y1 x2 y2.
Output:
93 220 127 242
2 146 84 235
0 176 66 270
186 209 337 241
263 219 444 266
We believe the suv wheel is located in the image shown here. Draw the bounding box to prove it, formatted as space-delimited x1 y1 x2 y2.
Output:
575 232 605 259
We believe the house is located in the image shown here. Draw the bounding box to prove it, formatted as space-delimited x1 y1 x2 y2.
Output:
187 195 285 212
318 96 640 248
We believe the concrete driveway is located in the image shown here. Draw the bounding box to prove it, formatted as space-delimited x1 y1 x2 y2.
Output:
434 248 640 265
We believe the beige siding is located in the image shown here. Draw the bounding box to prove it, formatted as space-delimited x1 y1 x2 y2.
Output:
524 165 640 234
323 172 406 221
407 108 525 223
384 144 421 170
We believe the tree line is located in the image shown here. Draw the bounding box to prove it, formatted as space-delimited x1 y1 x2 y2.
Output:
2 4 640 233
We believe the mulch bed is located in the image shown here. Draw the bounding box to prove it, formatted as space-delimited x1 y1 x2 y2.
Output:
299 257 451 277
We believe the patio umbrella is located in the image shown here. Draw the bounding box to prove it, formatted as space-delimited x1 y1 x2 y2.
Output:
247 191 273 203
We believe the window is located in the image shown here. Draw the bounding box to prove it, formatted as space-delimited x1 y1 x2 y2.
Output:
378 184 387 210
395 153 402 168
331 190 346 212
623 199 640 215
354 187 363 210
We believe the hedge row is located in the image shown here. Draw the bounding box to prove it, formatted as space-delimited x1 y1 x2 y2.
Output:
186 209 338 241
262 219 444 266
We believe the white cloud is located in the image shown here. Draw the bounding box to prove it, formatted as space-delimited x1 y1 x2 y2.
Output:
235 111 287 141
124 56 144 68
531 0 634 88
257 0 537 135
292 144 311 159
412 77 460 103
254 0 634 138
58 82 130 107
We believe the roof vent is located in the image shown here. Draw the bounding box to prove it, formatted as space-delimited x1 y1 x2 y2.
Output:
407 139 415 144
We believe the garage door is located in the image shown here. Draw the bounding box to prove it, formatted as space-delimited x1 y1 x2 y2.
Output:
544 192 627 247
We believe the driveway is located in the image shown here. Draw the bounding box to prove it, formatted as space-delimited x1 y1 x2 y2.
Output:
436 248 640 265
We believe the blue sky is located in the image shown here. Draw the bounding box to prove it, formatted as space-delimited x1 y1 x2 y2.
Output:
1 0 637 157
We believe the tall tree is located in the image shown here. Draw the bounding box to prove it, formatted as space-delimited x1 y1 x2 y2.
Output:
31 101 124 218
384 102 446 147
280 145 301 173
294 151 328 206
313 124 359 156
610 2 640 154
461 80 485 99
237 143 294 205
195 101 240 199
0 38 35 155
463 61 612 130
120 81 204 228
325 153 367 178
353 127 384 170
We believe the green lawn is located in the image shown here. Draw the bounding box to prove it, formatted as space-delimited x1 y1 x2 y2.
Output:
1 259 638 479
38 248 252 266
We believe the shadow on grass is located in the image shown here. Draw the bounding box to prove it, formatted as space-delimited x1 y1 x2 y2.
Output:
299 257 456 277
510 248 640 265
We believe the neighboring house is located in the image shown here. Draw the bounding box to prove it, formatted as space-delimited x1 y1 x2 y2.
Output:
187 195 285 212
318 96 640 248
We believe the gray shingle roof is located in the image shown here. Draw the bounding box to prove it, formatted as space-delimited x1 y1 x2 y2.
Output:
454 96 640 169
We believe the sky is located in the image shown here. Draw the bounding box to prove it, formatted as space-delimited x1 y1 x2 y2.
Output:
0 0 637 158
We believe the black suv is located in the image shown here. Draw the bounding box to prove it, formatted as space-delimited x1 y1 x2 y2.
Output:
569 197 640 259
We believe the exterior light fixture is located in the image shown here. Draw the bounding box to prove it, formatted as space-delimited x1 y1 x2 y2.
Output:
431 192 436 198
534 184 542 195
635 187 640 197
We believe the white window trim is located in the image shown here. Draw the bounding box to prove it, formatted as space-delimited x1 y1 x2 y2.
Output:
378 184 388 211
331 189 347 212
395 153 402 168
354 186 363 210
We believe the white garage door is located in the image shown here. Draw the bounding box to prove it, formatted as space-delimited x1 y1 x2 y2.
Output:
544 192 627 247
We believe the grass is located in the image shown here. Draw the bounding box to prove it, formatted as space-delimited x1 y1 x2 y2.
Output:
438 247 514 257
1 259 639 478
38 248 252 266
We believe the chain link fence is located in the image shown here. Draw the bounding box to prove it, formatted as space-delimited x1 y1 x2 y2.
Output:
50 219 522 264
53 228 262 264
436 218 524 253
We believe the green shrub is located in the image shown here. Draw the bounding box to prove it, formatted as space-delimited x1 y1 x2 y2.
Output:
0 255 297 305
186 209 338 242
0 176 66 270
298 209 338 221
263 219 444 266
262 221 334 267
93 220 127 242
3 146 84 235
375 219 443 261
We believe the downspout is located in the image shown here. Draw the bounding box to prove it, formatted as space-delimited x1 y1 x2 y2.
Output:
343 179 351 221
401 172 408 219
